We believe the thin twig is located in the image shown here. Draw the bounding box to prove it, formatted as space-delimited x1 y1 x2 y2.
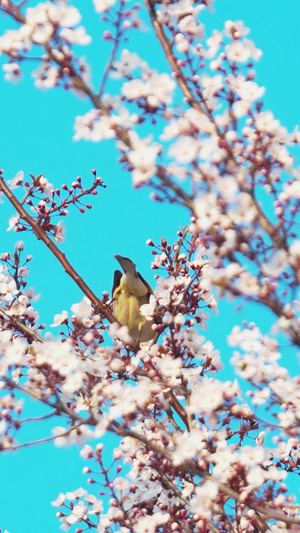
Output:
2 377 88 424
8 421 83 450
98 0 124 96
0 176 115 323
17 410 57 424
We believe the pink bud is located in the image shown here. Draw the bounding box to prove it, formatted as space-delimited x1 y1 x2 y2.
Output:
103 31 113 40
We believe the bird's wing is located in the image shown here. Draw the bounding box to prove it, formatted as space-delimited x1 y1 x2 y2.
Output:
138 272 153 296
112 269 122 298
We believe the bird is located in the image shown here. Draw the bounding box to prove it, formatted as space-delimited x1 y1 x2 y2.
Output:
112 255 154 343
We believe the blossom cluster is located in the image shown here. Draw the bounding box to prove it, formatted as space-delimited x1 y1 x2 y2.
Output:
3 170 105 242
0 231 299 531
1 0 300 532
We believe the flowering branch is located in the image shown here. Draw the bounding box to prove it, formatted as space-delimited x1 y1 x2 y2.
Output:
0 175 115 323
0 306 43 342
144 0 207 114
97 0 126 97
9 422 84 451
1 1 300 531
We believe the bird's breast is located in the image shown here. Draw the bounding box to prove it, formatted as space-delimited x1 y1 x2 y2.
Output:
113 272 153 342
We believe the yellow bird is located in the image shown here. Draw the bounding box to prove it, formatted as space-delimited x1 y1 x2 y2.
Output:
112 255 154 343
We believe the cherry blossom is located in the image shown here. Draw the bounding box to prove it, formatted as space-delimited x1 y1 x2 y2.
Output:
122 69 176 108
93 0 117 13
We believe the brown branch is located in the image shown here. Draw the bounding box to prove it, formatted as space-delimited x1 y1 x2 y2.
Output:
109 419 300 528
135 367 190 430
142 0 300 290
0 176 115 323
0 306 44 342
3 370 298 528
0 2 194 211
143 0 300 296
3 377 57 407
2 377 88 423
235 162 300 287
160 474 220 533
165 389 190 430
249 190 300 286
143 0 206 114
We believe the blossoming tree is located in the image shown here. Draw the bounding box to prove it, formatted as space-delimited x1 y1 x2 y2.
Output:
0 0 300 531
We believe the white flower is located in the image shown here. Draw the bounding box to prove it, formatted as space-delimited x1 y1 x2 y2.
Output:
7 215 19 231
140 294 156 320
281 179 300 200
155 276 179 305
175 33 189 53
71 297 92 319
111 49 144 79
224 20 250 38
235 80 265 103
236 271 259 296
3 62 22 82
178 15 204 39
134 512 170 533
66 500 87 525
52 493 66 507
80 445 94 459
261 250 288 277
60 26 91 45
156 354 182 379
37 175 53 194
289 240 300 265
168 0 203 19
113 476 129 492
26 2 81 28
232 80 265 117
93 0 116 12
53 221 66 243
109 322 133 344
252 387 270 406
255 110 281 135
53 424 94 447
189 480 218 518
31 22 53 44
201 73 223 98
225 40 251 63
122 70 175 108
34 64 59 89
173 429 205 465
15 240 25 250
169 136 199 164
187 378 225 415
51 310 68 327
127 137 161 185
17 266 29 278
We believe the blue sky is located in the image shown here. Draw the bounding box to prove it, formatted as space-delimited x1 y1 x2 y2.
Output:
1 1 300 531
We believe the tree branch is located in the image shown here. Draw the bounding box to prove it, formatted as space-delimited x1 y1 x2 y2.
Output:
0 176 115 323
0 306 44 342
8 421 83 451
143 0 207 114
